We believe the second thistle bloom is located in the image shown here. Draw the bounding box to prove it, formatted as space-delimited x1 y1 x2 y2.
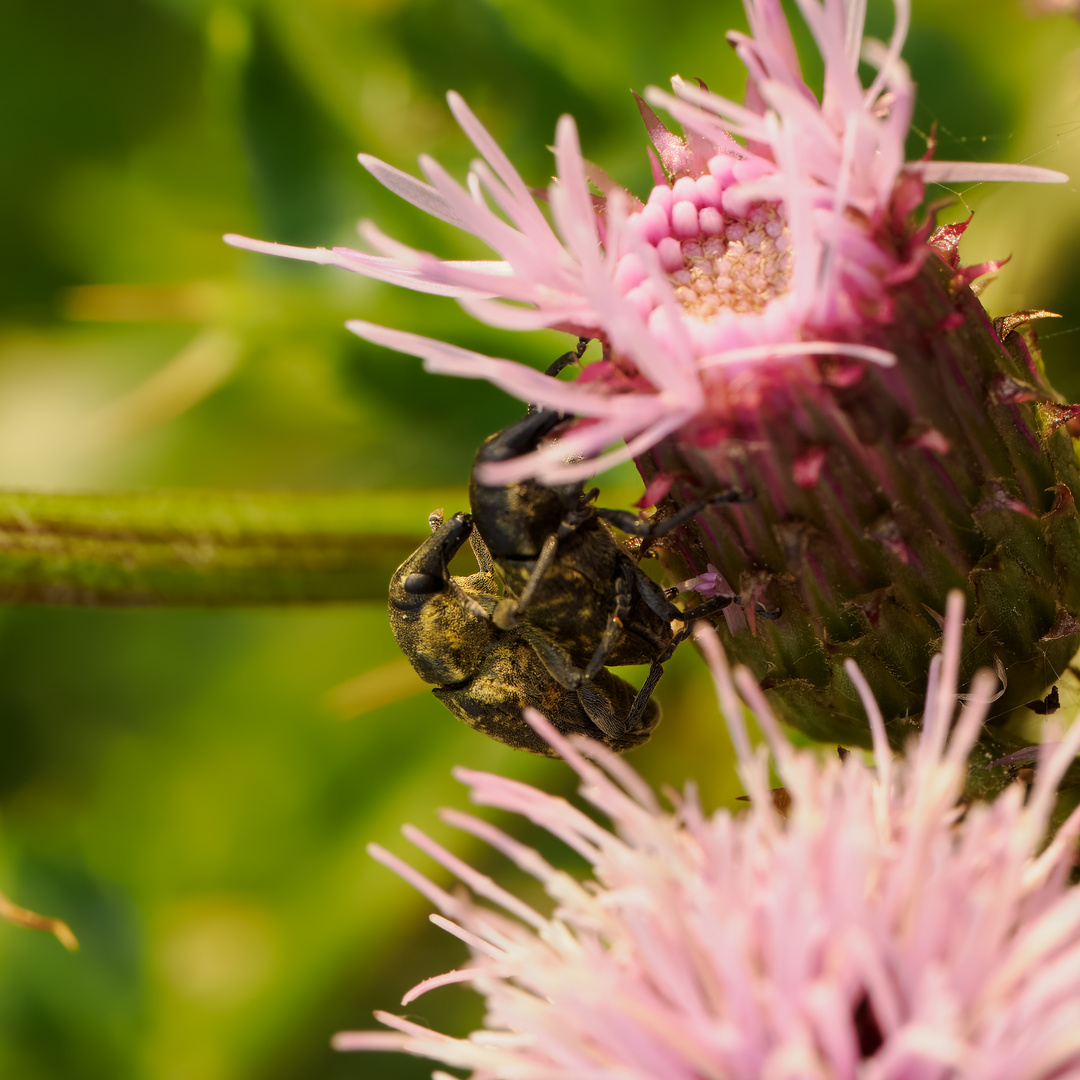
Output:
226 0 1080 776
336 596 1080 1080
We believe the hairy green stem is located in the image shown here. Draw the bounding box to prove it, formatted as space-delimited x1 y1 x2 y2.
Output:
0 488 467 606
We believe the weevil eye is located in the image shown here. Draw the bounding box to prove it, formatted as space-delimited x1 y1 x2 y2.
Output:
404 572 444 594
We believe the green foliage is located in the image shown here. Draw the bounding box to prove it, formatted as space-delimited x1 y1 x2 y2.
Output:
0 1 1078 1077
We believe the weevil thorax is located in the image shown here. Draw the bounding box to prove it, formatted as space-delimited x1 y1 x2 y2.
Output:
469 471 568 561
470 409 581 561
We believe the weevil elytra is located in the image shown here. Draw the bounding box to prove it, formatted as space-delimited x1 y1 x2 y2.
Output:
388 510 660 754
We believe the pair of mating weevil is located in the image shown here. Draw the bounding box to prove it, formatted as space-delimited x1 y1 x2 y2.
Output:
389 341 779 756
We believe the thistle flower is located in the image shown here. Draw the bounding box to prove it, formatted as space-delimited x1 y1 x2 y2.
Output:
225 0 1080 779
334 594 1080 1080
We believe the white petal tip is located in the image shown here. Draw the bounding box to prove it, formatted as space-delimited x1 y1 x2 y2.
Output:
346 319 400 350
1037 168 1069 184
345 319 378 338
555 113 579 138
445 90 470 120
222 234 335 264
913 161 1070 185
223 232 275 252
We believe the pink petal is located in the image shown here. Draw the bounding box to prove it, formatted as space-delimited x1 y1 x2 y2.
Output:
911 161 1069 185
357 153 466 227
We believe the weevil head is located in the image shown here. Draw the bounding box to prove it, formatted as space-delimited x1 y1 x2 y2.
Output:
389 512 498 687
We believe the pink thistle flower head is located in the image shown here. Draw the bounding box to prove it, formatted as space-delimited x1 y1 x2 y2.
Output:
225 0 1080 781
336 593 1080 1080
225 0 1063 482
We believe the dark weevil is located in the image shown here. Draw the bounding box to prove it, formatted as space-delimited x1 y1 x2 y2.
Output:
388 343 779 753
388 510 661 754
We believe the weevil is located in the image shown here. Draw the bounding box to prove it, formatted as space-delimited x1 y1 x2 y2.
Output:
469 405 773 687
389 341 778 754
388 510 660 754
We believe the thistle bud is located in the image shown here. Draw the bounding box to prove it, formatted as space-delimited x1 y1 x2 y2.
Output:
647 243 1080 793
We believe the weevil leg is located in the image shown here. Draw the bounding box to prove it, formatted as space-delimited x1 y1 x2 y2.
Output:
736 597 782 621
492 532 560 630
524 339 591 414
659 619 699 664
635 561 781 625
684 593 746 621
553 487 600 540
585 571 633 679
447 576 493 620
468 527 496 578
623 659 666 734
627 562 734 625
595 487 754 541
575 680 633 740
524 338 590 414
680 591 781 623
518 622 650 743
543 336 590 379
518 624 588 691
517 600 651 742
631 563 783 628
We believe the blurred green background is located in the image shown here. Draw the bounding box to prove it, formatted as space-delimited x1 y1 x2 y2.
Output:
0 0 1078 1077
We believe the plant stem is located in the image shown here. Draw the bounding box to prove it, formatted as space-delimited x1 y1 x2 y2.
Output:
0 488 467 606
